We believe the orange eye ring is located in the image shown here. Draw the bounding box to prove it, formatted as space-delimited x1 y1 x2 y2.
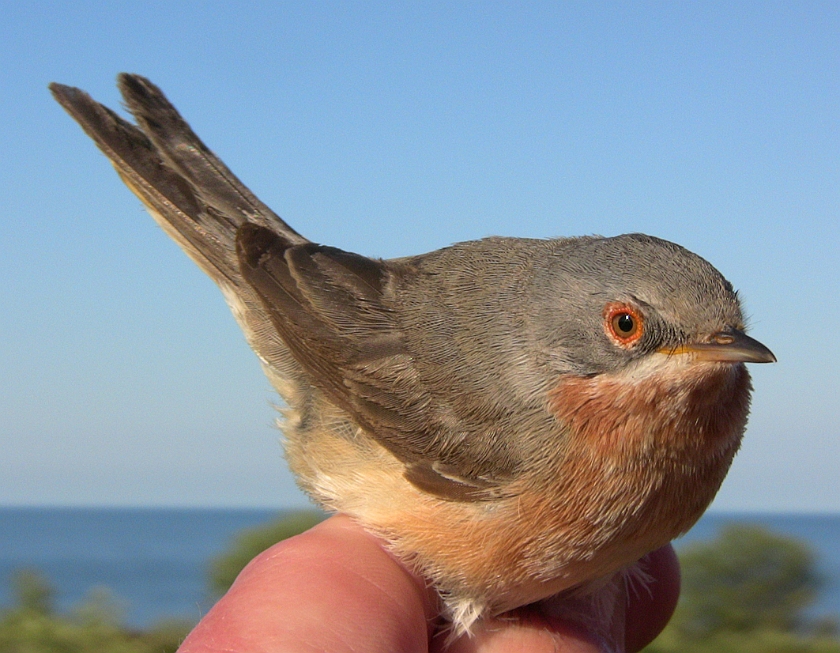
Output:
604 303 644 347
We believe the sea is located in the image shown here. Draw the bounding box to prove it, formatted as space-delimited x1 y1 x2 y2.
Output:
0 508 838 628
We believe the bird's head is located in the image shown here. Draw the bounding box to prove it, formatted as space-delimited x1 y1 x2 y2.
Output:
530 233 775 378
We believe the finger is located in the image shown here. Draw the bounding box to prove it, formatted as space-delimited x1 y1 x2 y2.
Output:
437 544 680 653
178 514 437 653
438 614 615 653
624 544 680 652
440 584 625 653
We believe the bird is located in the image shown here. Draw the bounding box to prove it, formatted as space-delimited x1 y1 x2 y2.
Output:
50 74 775 636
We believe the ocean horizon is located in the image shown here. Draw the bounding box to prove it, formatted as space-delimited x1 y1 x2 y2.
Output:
0 507 838 628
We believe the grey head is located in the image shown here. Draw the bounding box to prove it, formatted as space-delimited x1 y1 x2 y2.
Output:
525 233 754 376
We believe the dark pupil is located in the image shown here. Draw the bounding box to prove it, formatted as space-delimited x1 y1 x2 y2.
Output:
617 314 634 333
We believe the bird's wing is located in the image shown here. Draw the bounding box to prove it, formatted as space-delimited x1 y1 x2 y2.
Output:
237 224 508 501
49 75 308 395
51 75 508 501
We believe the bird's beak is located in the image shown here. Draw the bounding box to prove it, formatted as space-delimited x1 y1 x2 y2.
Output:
660 328 777 364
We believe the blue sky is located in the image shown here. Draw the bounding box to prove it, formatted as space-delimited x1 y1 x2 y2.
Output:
1 2 837 510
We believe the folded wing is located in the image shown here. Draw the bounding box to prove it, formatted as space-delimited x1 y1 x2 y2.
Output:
51 75 510 501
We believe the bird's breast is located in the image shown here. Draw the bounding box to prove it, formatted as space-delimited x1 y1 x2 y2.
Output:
535 359 753 570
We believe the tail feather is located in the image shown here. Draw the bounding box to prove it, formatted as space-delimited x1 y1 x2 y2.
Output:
49 75 305 285
116 74 306 244
50 75 310 406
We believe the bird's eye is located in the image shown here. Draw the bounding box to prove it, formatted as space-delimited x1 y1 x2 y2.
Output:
614 313 636 335
604 303 644 347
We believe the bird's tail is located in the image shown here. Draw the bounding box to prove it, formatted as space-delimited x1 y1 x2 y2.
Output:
50 74 306 284
50 74 309 401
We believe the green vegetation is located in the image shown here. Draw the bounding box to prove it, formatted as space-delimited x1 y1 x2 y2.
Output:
2 515 839 652
0 511 322 653
645 524 840 652
0 569 191 653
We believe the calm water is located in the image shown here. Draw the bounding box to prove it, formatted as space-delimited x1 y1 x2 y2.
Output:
0 508 838 627
0 508 278 626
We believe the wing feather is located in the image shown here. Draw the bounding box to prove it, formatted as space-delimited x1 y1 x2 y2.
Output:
237 224 505 499
52 75 514 501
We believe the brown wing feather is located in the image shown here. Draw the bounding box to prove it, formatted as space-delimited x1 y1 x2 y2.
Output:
52 75 510 502
236 224 503 500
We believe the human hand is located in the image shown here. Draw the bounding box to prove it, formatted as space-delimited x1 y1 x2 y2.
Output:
178 515 679 653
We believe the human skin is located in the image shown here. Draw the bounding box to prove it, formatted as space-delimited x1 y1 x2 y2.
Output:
178 515 680 653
